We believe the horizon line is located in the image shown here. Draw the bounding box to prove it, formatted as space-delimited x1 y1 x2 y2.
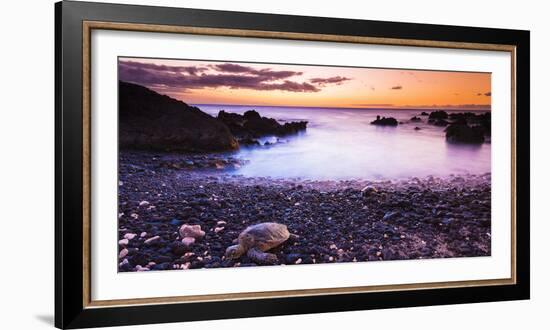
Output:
190 103 492 111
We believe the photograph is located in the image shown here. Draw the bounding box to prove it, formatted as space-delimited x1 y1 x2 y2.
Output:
117 57 493 272
41 0 536 328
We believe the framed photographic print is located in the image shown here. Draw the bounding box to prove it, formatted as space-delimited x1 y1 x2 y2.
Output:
55 1 530 328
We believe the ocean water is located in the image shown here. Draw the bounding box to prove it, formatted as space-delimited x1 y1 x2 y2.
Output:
196 104 491 180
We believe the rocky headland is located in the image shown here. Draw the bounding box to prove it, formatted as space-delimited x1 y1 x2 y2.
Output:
119 81 308 151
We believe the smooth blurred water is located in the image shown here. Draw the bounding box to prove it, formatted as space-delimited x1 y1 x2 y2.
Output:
197 104 491 180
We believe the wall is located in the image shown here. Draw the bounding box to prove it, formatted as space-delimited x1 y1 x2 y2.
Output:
0 0 546 329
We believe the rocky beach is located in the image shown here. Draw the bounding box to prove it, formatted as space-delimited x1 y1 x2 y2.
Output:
118 150 491 272
117 80 492 272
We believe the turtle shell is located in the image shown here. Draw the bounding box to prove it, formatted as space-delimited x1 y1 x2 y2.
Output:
240 222 290 252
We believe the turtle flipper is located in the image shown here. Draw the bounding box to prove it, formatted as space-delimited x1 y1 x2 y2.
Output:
289 233 300 242
247 247 278 265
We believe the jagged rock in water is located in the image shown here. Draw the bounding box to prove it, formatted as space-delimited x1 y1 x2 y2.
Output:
371 115 398 126
217 110 307 139
445 123 486 144
428 110 449 120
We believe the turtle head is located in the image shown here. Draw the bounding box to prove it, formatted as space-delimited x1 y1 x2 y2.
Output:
225 244 246 260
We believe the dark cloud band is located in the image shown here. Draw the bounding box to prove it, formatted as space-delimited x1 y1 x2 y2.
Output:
119 60 351 93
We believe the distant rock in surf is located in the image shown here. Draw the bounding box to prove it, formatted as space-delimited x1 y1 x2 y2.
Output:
428 110 491 138
371 115 398 126
445 123 485 144
432 119 450 127
428 110 449 120
427 111 450 127
448 112 491 136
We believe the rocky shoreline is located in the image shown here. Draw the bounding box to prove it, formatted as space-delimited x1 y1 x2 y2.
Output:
370 109 491 144
118 81 308 152
118 150 491 272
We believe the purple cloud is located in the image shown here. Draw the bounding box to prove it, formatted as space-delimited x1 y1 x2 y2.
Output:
119 61 208 75
211 63 256 73
212 63 302 81
309 76 351 86
119 60 322 93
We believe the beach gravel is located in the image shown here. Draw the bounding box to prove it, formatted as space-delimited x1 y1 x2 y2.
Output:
118 150 491 272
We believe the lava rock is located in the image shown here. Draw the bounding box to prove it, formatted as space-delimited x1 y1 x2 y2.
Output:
218 110 307 138
445 123 485 144
371 115 398 126
119 81 238 152
428 110 449 120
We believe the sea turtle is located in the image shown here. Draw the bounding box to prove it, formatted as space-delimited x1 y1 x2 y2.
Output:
225 222 298 265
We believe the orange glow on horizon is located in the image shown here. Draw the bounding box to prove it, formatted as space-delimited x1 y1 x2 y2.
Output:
119 57 491 110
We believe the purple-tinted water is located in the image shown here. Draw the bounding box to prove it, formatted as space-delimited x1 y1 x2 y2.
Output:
197 104 491 180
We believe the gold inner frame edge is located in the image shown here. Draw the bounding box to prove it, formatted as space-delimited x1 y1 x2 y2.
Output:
81 20 517 309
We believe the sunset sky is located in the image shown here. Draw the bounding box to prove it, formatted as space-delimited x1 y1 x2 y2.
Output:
119 57 491 110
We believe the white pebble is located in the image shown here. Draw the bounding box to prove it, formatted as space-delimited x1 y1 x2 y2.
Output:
140 232 147 238
118 238 129 246
139 200 150 206
214 227 224 233
329 244 337 250
295 258 302 264
144 236 160 245
119 258 129 267
216 220 227 226
130 213 139 219
181 237 195 247
124 233 137 240
179 224 205 239
118 248 128 259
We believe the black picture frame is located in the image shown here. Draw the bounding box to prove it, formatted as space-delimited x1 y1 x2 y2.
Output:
55 1 530 328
